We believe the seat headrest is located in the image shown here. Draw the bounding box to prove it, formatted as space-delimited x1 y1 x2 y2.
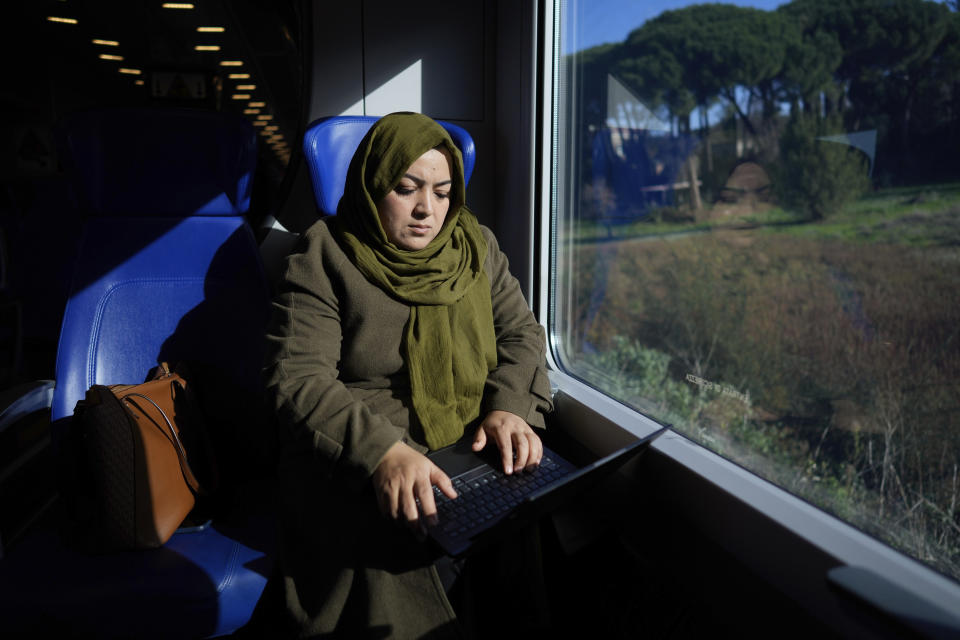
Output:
59 107 258 217
302 115 476 216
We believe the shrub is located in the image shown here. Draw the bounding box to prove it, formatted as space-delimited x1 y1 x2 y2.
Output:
775 113 871 220
564 228 960 579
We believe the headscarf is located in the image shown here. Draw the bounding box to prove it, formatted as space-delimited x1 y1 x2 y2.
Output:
334 112 497 450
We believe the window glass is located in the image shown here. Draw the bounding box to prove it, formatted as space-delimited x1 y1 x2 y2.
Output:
551 0 960 581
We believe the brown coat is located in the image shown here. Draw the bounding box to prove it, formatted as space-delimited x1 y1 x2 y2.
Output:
262 218 552 637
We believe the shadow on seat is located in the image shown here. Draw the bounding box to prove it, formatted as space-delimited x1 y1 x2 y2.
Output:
0 107 274 638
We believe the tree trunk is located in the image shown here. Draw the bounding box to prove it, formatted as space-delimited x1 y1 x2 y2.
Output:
702 106 713 173
723 87 758 139
736 115 744 159
901 73 920 157
687 154 702 215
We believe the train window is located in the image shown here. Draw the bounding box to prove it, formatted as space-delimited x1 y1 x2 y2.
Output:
549 0 960 583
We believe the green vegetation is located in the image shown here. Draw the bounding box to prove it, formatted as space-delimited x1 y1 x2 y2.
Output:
779 184 960 245
775 113 871 220
558 0 960 580
573 0 960 202
561 206 960 580
567 183 960 244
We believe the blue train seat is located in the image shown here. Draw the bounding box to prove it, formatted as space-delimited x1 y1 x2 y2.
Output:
302 115 476 216
0 107 273 638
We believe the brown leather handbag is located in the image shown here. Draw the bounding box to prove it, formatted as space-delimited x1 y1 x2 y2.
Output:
65 363 217 552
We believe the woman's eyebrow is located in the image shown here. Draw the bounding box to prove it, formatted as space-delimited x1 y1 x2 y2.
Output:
402 173 452 188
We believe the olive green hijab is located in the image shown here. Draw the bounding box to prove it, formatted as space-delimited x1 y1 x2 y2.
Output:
334 112 496 450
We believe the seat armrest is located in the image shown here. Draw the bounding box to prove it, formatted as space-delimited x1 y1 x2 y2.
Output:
0 381 54 434
0 380 56 556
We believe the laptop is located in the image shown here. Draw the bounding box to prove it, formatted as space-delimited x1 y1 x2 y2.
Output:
426 425 668 557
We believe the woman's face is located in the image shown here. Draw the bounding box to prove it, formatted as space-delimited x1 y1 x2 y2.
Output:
376 147 452 251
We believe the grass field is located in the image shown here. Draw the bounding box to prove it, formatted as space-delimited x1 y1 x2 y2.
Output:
568 182 960 246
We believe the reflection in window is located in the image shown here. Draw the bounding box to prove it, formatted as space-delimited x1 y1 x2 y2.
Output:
552 0 960 581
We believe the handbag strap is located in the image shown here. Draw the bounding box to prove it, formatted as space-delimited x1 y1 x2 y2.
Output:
122 392 205 495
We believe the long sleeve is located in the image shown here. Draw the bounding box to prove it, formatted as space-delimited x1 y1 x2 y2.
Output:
264 221 553 494
263 222 406 491
480 228 554 428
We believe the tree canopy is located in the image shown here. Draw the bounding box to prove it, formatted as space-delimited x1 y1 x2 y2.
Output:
569 0 959 184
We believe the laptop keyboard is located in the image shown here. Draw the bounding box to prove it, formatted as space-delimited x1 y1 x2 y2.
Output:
431 453 574 540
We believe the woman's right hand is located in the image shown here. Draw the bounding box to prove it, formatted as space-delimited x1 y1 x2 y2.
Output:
372 441 457 539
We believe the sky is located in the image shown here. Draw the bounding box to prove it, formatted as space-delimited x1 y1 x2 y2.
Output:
567 0 788 53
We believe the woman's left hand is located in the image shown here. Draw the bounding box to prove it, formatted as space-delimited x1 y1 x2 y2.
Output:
472 410 542 475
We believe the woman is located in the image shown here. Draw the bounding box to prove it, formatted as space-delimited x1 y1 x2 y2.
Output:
261 112 553 637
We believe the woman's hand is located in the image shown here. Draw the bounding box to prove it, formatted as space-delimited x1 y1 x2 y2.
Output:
472 410 543 475
372 441 457 538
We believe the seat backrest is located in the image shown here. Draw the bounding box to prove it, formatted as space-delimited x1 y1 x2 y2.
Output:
51 108 269 421
302 115 476 216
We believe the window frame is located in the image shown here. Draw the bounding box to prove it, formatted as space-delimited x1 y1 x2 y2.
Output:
531 0 960 628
